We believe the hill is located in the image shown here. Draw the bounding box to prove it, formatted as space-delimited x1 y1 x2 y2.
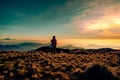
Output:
0 50 119 80
35 46 119 54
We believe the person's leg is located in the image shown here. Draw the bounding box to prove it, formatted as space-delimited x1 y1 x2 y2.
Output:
54 46 56 54
50 46 53 53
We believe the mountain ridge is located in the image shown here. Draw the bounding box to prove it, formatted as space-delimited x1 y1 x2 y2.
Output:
0 42 119 53
0 42 46 51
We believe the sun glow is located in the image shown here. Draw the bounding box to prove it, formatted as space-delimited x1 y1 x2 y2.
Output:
84 17 120 31
114 19 120 24
87 23 109 30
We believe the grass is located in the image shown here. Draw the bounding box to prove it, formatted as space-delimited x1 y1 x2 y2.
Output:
0 50 120 80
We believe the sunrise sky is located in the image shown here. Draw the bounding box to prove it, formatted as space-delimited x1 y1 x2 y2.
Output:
0 0 120 49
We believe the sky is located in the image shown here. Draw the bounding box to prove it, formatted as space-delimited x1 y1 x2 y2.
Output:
0 0 120 41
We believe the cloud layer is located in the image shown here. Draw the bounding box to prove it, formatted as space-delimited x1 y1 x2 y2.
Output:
68 0 120 39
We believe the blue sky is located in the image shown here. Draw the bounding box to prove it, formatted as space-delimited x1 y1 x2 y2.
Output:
0 0 78 39
0 0 120 40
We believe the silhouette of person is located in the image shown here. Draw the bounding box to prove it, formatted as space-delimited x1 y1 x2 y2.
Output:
51 36 57 54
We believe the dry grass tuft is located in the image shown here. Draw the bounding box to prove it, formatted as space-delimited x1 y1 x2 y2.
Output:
0 50 120 80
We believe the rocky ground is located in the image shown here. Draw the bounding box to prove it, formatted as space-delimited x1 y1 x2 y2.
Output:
0 50 120 80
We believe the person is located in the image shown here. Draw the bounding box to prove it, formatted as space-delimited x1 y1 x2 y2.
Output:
51 36 57 54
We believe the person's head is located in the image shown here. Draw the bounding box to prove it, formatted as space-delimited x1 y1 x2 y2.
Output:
53 35 56 39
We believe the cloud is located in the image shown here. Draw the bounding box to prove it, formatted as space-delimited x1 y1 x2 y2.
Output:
19 0 89 26
69 0 120 39
87 43 120 49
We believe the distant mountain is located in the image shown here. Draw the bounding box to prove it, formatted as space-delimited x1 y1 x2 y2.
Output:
0 41 119 53
0 42 47 51
3 38 11 40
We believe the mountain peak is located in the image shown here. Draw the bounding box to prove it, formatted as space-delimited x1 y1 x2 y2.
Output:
3 38 11 40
